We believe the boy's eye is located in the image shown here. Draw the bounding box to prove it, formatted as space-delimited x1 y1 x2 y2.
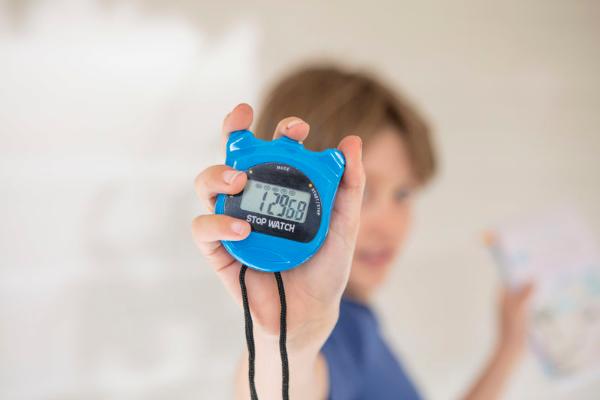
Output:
394 188 411 202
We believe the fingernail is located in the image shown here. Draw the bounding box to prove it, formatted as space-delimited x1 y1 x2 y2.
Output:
231 221 248 235
223 170 243 184
286 119 304 130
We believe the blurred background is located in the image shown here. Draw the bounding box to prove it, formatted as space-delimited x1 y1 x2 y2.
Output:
1 0 599 399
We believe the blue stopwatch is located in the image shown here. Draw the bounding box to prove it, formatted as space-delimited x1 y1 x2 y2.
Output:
215 130 345 272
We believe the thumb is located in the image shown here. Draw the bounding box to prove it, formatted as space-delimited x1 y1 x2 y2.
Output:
329 135 366 239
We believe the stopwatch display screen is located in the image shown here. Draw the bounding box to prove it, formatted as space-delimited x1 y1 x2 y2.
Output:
223 162 322 243
240 180 310 223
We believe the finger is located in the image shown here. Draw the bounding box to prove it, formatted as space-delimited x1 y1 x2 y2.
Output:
192 214 250 243
272 116 310 142
191 214 250 298
191 214 251 268
221 103 254 150
196 237 239 273
195 165 248 211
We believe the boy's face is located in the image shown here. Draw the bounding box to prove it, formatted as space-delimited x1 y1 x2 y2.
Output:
346 127 417 300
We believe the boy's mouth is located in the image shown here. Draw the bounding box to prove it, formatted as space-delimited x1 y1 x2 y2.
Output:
355 247 393 268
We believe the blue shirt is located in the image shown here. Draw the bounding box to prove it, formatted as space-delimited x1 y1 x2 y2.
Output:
321 298 422 400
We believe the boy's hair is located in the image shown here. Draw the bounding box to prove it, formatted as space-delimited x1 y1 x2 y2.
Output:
254 65 437 184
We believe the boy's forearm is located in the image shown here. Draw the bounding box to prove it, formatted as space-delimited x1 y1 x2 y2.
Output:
463 342 523 400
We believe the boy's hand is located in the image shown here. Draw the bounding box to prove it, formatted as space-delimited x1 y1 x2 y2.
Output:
192 103 365 350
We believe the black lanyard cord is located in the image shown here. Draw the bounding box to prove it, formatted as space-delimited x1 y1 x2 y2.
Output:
239 264 258 400
239 264 290 400
274 271 289 400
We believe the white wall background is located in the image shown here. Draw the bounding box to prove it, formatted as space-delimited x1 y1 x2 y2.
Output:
0 0 599 399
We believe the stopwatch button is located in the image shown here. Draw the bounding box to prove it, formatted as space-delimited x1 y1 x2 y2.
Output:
278 136 302 146
230 129 252 139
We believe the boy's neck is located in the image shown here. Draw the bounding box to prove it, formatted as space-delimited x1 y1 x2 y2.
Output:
342 288 373 305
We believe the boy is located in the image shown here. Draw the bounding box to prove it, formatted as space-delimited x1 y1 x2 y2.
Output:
192 66 532 399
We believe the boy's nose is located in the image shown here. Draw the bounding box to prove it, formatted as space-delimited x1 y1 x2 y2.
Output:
365 205 398 235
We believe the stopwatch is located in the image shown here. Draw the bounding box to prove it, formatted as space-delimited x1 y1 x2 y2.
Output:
215 129 345 272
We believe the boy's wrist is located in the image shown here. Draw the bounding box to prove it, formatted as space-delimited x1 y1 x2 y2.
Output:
255 305 338 354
